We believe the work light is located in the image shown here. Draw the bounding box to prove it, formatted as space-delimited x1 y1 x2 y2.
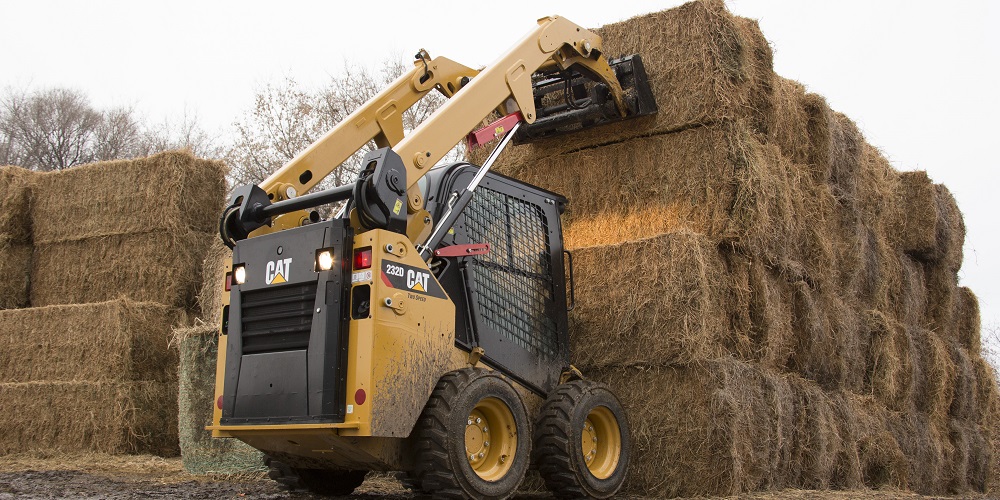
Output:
317 249 335 271
233 264 247 285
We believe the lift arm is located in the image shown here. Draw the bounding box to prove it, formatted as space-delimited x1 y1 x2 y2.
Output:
256 53 479 204
223 15 641 245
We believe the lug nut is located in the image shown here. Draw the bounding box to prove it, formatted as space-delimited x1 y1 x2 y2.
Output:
476 417 481 424
484 441 489 447
482 426 488 432
470 454 476 461
478 452 484 459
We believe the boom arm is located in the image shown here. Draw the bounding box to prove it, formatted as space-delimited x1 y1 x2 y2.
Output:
224 15 635 244
257 53 479 203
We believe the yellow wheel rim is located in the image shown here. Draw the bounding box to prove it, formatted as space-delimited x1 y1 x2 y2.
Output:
580 406 622 480
464 397 517 481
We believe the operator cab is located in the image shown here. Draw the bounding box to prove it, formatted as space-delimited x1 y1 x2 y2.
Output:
421 163 571 395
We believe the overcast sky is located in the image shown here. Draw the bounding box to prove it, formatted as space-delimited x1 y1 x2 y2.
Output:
2 1 998 336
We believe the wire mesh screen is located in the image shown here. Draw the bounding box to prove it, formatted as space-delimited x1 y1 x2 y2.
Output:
463 186 560 359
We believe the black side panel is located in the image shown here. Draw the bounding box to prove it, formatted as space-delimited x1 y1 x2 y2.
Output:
221 219 352 425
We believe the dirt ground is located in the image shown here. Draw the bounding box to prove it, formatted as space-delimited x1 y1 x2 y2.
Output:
0 453 982 499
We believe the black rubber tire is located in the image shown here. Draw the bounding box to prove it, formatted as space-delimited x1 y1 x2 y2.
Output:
533 380 631 499
264 456 366 496
408 368 531 499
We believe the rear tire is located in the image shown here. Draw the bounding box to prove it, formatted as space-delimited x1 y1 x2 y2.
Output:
265 456 366 495
533 380 631 499
409 368 531 499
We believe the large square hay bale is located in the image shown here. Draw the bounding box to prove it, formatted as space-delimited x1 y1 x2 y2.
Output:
0 166 35 243
568 231 735 368
865 310 914 412
589 359 793 496
30 151 227 244
892 170 937 257
721 248 795 370
175 325 265 474
910 328 957 419
0 380 178 456
787 280 864 391
477 0 774 167
197 239 230 322
0 241 31 309
945 419 990 493
0 299 179 382
888 412 949 495
30 230 212 308
952 287 981 352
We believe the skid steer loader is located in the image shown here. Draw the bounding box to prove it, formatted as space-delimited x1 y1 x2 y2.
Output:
210 15 656 499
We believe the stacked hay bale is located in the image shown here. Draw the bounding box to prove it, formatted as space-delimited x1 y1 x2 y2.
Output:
474 0 997 495
0 151 226 457
172 240 266 473
0 166 35 309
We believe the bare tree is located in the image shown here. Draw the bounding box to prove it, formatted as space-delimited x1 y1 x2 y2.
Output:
93 105 144 161
983 322 1000 380
0 88 102 170
0 87 217 170
140 107 221 159
225 56 462 192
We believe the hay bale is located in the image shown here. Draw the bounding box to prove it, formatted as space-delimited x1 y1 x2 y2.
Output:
865 310 914 412
949 341 977 422
931 184 965 272
0 380 178 456
0 166 35 243
588 359 793 496
911 328 957 419
175 325 265 474
30 151 227 245
972 356 999 428
851 396 908 489
801 96 863 198
504 125 738 249
945 419 990 493
721 248 795 369
953 287 981 352
475 0 774 167
892 170 937 257
0 241 31 309
767 78 811 164
923 263 958 338
30 230 213 308
787 280 864 391
198 239 230 322
568 231 737 368
888 412 949 495
786 376 839 488
0 299 180 382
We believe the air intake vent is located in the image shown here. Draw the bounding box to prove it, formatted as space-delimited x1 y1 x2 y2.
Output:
240 282 317 354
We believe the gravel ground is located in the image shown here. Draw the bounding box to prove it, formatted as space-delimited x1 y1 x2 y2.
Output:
0 453 985 499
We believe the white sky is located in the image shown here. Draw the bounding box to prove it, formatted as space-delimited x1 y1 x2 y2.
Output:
2 1 998 334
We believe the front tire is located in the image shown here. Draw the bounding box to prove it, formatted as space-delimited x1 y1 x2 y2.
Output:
533 380 631 498
409 368 531 499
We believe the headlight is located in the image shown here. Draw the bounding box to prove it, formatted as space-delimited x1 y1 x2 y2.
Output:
233 264 247 285
317 249 335 271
